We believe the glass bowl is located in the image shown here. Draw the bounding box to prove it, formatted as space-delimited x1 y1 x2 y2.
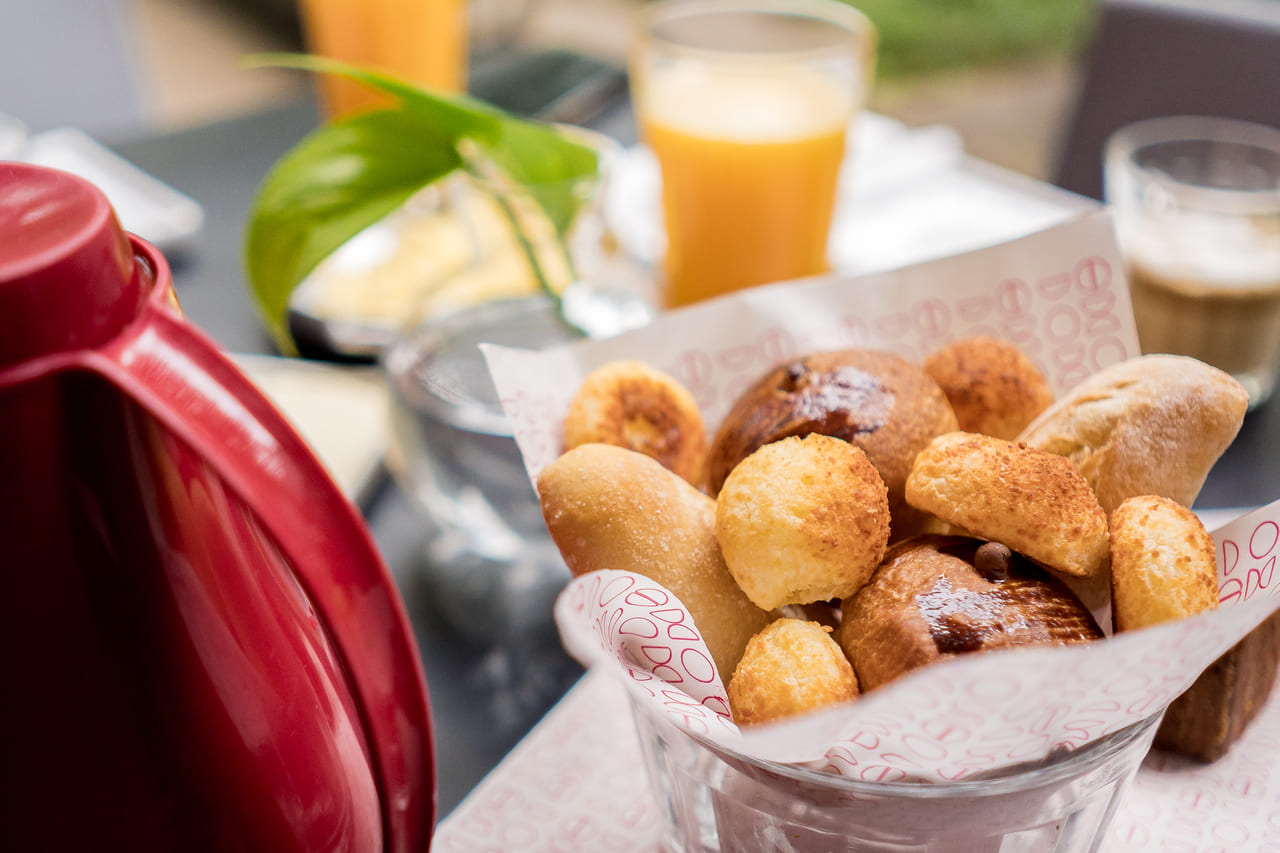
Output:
632 697 1162 853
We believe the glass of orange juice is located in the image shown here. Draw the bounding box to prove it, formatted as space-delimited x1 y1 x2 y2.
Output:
630 0 875 308
298 0 470 120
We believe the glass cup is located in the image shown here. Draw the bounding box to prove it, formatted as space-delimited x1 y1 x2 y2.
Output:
1104 116 1280 409
629 0 875 308
384 296 578 642
297 0 470 120
632 698 1162 852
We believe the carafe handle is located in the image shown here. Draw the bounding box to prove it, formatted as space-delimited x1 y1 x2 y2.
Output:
87 296 435 852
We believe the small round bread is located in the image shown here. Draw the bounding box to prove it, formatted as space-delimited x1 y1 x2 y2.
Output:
1110 495 1219 633
716 434 889 610
905 432 1110 578
840 536 1102 691
922 336 1054 440
728 619 859 726
564 359 707 485
706 349 958 538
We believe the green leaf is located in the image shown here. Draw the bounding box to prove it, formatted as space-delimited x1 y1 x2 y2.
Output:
478 119 601 235
244 108 461 352
242 52 602 353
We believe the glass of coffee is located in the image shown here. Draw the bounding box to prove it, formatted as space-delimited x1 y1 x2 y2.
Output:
1105 116 1280 409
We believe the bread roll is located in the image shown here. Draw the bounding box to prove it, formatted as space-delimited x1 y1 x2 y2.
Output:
905 432 1110 578
728 619 858 726
715 434 890 610
1016 355 1248 514
563 359 707 485
1109 495 1218 633
840 536 1102 691
922 336 1055 440
537 443 770 681
706 349 958 539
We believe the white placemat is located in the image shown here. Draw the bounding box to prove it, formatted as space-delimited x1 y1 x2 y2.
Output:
435 662 1280 852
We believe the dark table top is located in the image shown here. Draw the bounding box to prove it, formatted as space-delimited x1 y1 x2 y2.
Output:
107 90 1280 829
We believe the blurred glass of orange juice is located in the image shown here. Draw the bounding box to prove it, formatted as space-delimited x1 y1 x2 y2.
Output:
299 0 469 120
631 0 874 308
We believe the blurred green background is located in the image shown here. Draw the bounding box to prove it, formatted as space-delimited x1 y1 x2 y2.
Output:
851 0 1098 81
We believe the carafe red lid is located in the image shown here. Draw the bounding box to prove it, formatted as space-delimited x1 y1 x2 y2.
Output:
0 162 146 366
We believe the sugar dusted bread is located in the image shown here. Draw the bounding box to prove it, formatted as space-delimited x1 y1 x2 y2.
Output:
537 443 770 681
1016 355 1248 514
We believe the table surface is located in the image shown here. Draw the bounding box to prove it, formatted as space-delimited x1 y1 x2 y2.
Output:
108 91 1280 830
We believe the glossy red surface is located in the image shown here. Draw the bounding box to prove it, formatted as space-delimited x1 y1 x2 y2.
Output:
0 165 435 850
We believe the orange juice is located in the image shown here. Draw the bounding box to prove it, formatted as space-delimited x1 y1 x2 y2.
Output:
638 64 855 308
300 0 469 120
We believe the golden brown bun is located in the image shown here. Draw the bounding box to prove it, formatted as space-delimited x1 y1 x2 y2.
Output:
1156 611 1280 762
728 619 858 726
537 443 770 681
715 434 890 610
706 349 958 539
1016 355 1247 514
1109 495 1218 633
564 360 707 485
922 336 1055 440
905 432 1110 578
840 536 1102 691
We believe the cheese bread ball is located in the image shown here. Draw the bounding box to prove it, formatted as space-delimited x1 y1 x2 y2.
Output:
729 618 858 726
1110 495 1218 632
716 434 890 610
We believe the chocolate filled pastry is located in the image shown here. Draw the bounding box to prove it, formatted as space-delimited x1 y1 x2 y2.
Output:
840 536 1103 692
706 349 959 539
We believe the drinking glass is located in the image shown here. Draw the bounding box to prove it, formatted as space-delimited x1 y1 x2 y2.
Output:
629 0 875 308
1105 116 1280 409
297 0 470 119
384 296 577 641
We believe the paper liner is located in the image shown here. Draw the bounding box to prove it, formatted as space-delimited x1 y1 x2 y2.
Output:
486 210 1280 780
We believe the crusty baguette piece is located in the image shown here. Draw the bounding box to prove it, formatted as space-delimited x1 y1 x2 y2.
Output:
1016 355 1247 514
537 443 770 682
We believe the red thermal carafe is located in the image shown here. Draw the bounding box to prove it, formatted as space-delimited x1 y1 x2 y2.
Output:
0 162 435 851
